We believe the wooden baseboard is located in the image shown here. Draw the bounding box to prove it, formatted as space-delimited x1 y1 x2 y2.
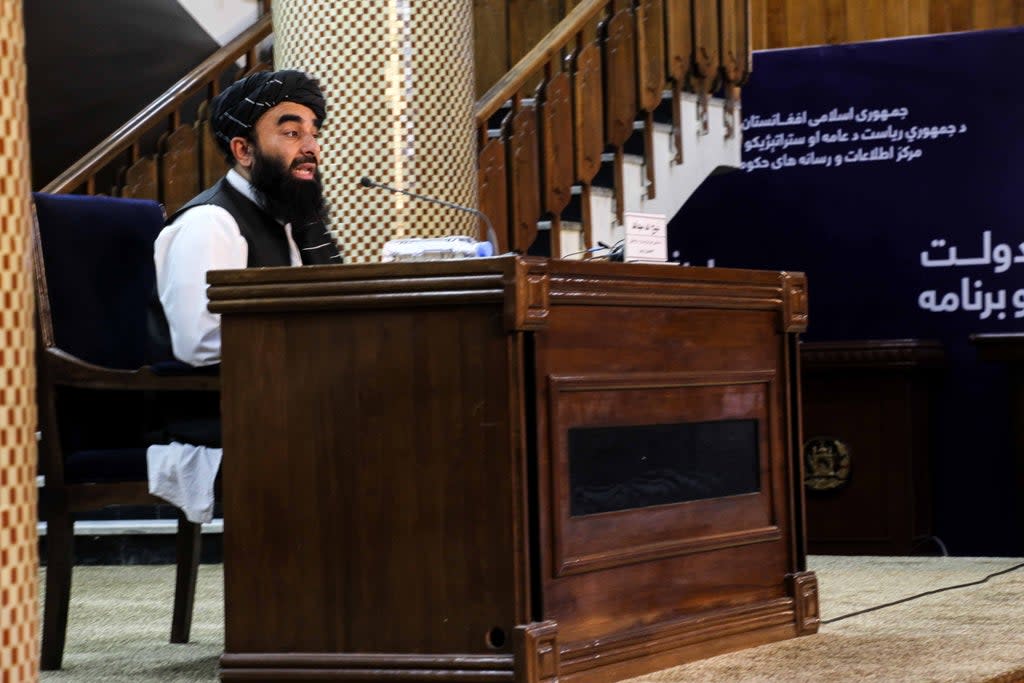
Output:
220 575 819 683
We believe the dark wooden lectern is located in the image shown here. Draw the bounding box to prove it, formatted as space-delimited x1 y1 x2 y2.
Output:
208 256 818 683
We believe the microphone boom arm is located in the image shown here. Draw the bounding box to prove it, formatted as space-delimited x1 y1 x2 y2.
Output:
359 176 499 252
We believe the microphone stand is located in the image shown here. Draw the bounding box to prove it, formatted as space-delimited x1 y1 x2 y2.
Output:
358 176 500 253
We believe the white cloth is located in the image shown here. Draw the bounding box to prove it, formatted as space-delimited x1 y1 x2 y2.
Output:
149 170 299 523
154 168 301 366
147 443 223 524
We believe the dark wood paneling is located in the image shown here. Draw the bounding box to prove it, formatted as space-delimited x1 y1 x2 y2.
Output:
752 0 1024 49
508 0 565 95
948 0 973 31
864 0 888 40
508 0 565 64
764 0 788 49
475 0 510 97
907 0 930 35
927 0 951 33
884 0 911 37
993 0 1019 27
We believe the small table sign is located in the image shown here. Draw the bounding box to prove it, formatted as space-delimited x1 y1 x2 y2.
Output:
623 212 668 263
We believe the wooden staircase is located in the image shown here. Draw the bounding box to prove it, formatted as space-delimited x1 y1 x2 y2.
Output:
42 1 750 259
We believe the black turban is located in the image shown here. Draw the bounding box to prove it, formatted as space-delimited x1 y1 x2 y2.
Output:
209 69 326 157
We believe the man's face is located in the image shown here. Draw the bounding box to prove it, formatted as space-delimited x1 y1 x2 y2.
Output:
242 102 327 224
250 101 321 178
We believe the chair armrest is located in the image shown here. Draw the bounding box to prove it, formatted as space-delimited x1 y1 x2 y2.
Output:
43 347 220 391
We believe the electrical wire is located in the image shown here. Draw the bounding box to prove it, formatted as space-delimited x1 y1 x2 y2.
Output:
562 244 609 259
822 560 1024 625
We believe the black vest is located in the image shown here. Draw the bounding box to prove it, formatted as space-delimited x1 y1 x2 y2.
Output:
167 177 342 267
148 176 342 362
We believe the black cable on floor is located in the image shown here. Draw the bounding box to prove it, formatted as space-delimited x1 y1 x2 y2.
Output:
821 560 1024 625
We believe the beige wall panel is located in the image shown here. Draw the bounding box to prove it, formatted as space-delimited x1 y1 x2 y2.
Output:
0 0 39 681
274 0 478 263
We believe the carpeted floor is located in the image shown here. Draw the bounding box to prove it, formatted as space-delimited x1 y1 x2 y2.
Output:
39 555 1024 682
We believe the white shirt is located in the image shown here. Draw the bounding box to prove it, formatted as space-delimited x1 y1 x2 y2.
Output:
154 169 301 366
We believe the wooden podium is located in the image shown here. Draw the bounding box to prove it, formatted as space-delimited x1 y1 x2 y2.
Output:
208 256 818 683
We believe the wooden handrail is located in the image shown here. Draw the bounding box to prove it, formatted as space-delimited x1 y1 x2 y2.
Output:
474 0 607 126
41 2 749 260
43 14 273 194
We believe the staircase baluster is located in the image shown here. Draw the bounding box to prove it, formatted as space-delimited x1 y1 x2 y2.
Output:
539 64 574 258
509 105 541 253
692 0 721 136
603 6 638 226
477 136 509 253
720 0 751 142
665 0 694 163
160 124 200 216
571 37 603 249
636 0 664 198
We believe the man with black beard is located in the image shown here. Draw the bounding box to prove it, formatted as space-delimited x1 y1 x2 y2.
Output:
146 71 340 521
153 69 341 367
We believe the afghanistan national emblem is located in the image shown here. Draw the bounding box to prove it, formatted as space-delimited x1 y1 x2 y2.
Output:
803 437 851 491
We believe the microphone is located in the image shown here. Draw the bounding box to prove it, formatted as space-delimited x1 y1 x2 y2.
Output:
358 176 499 253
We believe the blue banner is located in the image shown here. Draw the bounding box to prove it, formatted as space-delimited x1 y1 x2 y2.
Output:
670 28 1024 555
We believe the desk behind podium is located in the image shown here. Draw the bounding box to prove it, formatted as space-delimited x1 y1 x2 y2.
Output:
971 333 1024 554
208 256 819 683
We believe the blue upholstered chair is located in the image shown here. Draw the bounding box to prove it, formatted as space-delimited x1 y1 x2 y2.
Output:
32 192 220 670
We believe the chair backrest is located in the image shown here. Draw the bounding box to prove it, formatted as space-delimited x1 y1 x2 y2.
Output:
33 193 166 370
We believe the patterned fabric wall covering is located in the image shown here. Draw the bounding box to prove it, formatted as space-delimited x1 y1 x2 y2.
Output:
0 0 39 680
273 0 478 263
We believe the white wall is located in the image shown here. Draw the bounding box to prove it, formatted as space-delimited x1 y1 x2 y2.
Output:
175 0 261 45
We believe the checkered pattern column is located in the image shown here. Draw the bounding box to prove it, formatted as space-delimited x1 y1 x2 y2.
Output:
0 1 39 681
273 0 478 263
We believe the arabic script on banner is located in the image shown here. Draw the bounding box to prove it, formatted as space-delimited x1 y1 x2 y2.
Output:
918 230 1024 320
740 106 968 173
